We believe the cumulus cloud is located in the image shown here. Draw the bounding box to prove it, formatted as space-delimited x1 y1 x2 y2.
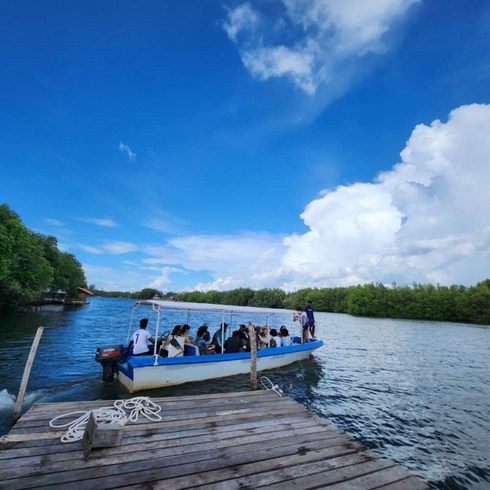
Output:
280 103 490 288
84 105 490 291
224 0 419 95
119 142 136 161
143 232 286 291
148 266 182 289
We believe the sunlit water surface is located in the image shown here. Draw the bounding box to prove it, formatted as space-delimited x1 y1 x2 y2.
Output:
0 297 489 489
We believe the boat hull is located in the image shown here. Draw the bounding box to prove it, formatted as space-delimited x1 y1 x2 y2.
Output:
117 340 323 392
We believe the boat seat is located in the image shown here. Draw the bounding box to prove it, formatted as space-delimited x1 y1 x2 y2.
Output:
184 343 200 356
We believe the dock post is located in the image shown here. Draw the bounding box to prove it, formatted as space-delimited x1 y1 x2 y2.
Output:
13 326 44 423
248 323 257 390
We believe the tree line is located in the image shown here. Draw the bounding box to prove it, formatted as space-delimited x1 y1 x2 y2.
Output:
0 204 87 309
93 282 490 325
3 202 489 325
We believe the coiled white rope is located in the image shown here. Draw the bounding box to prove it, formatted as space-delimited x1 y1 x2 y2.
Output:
49 396 162 443
114 396 162 423
260 376 284 397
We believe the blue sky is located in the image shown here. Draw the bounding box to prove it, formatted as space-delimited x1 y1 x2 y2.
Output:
1 0 490 292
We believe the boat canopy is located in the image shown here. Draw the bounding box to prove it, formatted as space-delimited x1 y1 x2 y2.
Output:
132 299 282 316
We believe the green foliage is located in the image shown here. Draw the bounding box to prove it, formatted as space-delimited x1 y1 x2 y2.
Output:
174 281 490 325
138 288 162 300
0 203 87 308
249 288 286 308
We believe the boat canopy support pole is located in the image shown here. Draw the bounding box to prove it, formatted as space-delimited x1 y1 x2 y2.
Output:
153 305 161 365
126 306 137 344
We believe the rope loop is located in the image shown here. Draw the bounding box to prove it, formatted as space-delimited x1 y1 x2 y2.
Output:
49 396 162 443
259 376 284 397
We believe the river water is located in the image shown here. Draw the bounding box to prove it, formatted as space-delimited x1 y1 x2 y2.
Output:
0 297 489 489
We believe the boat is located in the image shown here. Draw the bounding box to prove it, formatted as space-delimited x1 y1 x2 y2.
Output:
95 300 324 392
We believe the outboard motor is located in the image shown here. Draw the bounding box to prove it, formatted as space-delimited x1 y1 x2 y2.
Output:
95 345 123 383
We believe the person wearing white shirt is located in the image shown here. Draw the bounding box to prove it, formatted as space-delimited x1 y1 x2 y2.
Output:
130 318 155 355
293 306 309 343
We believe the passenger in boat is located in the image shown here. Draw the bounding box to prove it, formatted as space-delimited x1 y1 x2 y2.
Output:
280 327 293 346
293 306 309 343
179 324 193 344
171 325 182 337
211 322 228 354
224 330 242 353
195 325 215 355
238 325 250 352
129 318 155 356
202 324 211 342
305 301 316 339
258 326 272 350
238 331 250 352
269 328 281 348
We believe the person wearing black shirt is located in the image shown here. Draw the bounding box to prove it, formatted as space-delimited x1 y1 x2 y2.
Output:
305 301 316 339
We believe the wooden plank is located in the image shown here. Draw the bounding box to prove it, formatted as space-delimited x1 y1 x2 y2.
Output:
188 458 394 490
0 418 334 467
0 391 429 490
20 390 277 415
0 423 344 476
3 434 363 489
123 450 378 490
82 412 124 460
0 411 321 453
0 427 351 482
8 394 296 430
258 463 430 489
6 399 307 436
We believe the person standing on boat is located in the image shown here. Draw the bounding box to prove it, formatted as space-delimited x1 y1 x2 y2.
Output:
130 318 155 356
305 301 316 339
293 306 308 343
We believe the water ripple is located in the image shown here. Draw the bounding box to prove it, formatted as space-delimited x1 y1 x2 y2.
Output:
0 299 489 489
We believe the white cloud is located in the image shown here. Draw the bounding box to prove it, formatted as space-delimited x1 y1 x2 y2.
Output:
83 105 490 291
222 2 260 42
44 218 64 226
80 217 117 227
148 266 182 289
280 103 490 287
103 241 139 255
119 142 136 161
142 232 286 291
242 45 317 95
224 0 419 95
136 104 490 291
79 244 104 254
79 241 138 255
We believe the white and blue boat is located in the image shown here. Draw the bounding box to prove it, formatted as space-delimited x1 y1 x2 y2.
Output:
95 300 324 392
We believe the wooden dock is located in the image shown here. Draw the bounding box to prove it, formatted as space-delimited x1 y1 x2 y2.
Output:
0 390 429 489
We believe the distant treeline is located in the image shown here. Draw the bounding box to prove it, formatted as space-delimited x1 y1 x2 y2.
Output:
4 203 488 325
0 204 87 309
93 281 490 326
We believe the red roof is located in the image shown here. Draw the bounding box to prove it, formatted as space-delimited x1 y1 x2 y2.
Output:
78 287 94 296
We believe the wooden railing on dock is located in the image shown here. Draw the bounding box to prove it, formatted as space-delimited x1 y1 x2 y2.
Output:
0 390 429 490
